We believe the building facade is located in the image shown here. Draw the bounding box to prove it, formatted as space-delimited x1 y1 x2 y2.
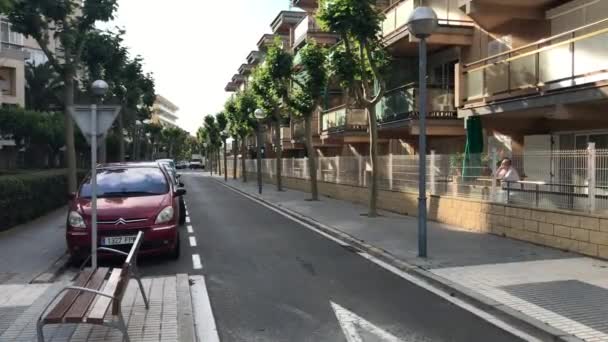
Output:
151 95 180 128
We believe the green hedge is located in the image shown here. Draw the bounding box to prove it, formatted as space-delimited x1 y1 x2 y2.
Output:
0 170 82 231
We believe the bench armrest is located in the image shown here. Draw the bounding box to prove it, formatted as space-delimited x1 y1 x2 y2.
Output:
37 286 115 324
97 247 129 257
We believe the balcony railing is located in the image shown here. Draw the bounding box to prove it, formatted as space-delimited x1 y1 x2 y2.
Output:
382 0 472 38
377 83 457 124
294 16 323 47
281 126 292 142
322 105 368 133
293 119 305 140
460 18 608 105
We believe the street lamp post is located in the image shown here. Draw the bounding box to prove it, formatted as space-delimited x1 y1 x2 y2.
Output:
203 142 209 175
254 109 265 194
145 132 152 160
222 127 230 182
134 120 142 161
408 7 438 258
90 80 109 269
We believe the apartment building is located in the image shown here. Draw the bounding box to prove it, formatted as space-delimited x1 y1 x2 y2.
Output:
151 95 180 128
455 0 608 181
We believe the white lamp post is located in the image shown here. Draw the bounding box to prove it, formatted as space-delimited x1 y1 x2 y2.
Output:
69 80 120 269
254 109 265 194
408 7 438 258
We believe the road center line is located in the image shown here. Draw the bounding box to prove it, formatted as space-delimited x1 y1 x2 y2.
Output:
187 225 194 233
216 179 541 342
189 236 197 247
186 216 191 223
192 254 202 270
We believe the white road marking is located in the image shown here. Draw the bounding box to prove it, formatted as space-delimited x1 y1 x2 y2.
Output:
192 254 202 270
186 216 191 223
189 236 198 247
190 275 220 342
332 301 403 342
187 225 194 233
186 210 189 216
356 253 542 342
218 180 542 342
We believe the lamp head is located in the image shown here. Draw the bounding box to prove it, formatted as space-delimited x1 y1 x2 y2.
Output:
254 108 265 120
91 80 109 97
408 7 438 39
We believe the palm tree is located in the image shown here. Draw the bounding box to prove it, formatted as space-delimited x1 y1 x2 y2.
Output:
25 62 63 111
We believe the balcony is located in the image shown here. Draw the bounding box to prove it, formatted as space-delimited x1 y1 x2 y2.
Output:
257 33 289 52
457 19 608 117
292 119 305 141
238 63 254 76
247 51 263 66
382 0 473 56
459 0 562 30
291 0 318 12
271 11 307 35
377 82 461 136
293 16 339 51
321 105 368 134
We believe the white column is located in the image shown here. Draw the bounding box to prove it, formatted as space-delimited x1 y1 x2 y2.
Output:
588 142 597 212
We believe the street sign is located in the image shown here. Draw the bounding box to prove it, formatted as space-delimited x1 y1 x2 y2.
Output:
68 104 121 270
69 105 121 145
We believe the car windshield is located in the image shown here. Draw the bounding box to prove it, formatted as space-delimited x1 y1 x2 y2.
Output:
79 167 169 198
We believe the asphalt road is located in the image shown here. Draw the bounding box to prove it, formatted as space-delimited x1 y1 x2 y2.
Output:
152 173 523 342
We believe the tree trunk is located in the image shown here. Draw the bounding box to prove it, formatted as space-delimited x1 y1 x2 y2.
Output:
63 73 77 193
233 137 238 180
241 139 247 182
118 112 125 162
274 117 283 191
367 105 379 217
224 140 228 181
305 114 319 201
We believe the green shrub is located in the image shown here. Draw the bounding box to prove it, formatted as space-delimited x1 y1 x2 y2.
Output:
0 169 85 231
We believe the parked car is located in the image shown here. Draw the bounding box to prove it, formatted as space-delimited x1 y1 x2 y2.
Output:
176 161 189 169
66 162 186 263
159 162 186 225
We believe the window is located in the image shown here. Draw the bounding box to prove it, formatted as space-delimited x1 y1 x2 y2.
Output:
79 167 169 198
0 20 23 48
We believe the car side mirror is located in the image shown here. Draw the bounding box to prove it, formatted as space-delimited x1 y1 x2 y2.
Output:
67 192 76 200
174 188 187 197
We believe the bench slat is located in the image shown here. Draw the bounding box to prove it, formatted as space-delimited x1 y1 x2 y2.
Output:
86 268 123 324
44 270 95 324
62 268 109 323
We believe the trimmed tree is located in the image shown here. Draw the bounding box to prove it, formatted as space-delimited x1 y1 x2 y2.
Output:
289 42 328 201
232 89 257 182
250 40 292 192
9 0 119 192
216 112 229 180
319 0 389 217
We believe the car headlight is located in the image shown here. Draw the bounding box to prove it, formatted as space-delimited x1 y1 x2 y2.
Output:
68 211 86 229
155 206 174 224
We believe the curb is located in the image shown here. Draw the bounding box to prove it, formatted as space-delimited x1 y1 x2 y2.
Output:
177 273 197 342
216 178 584 342
30 252 71 284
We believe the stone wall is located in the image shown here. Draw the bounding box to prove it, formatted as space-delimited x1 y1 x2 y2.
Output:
246 172 608 259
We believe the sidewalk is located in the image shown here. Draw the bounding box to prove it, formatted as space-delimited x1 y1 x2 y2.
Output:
217 175 608 342
0 272 194 342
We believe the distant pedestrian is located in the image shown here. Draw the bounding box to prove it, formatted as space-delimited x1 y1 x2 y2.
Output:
496 158 520 182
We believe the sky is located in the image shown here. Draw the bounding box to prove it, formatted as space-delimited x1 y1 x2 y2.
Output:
100 0 292 134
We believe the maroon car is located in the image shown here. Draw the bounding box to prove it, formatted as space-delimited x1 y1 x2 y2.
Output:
66 162 186 262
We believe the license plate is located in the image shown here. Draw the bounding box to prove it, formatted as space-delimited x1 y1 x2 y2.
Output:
102 236 137 246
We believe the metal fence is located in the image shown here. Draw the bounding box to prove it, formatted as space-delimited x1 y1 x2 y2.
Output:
227 144 608 214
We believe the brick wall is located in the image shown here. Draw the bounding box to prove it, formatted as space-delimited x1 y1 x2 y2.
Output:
247 173 608 259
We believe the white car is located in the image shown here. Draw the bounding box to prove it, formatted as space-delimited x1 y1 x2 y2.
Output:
189 159 203 169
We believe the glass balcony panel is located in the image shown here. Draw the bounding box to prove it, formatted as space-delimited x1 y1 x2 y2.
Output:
348 109 367 126
466 69 484 99
574 31 608 76
485 64 509 95
510 54 537 89
539 44 572 83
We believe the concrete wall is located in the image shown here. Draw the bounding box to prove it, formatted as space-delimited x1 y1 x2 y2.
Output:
247 172 608 260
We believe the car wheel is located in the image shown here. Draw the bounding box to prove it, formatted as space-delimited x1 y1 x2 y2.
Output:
169 235 180 260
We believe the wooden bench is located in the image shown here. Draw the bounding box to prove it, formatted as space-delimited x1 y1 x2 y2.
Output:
36 231 149 342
